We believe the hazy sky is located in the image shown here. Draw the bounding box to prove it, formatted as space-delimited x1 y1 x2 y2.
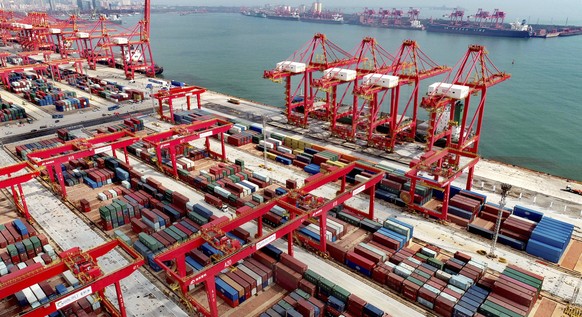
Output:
153 0 582 24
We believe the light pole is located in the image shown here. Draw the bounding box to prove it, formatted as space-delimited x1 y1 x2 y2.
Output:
488 183 512 259
262 115 268 169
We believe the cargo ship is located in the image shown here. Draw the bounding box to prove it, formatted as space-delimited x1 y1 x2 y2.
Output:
301 13 344 24
426 9 533 38
558 27 582 36
266 12 300 21
240 9 267 18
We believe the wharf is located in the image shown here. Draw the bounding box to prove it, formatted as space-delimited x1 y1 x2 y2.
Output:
0 148 189 317
2 60 582 315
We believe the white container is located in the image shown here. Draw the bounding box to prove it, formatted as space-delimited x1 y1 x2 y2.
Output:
76 32 89 38
121 180 131 189
276 61 306 73
112 37 129 44
323 68 357 81
428 82 470 100
108 189 118 198
17 262 27 269
49 28 61 34
363 74 399 88
355 174 369 184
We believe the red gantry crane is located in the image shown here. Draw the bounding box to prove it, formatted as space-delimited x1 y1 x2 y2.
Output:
264 33 356 128
405 147 480 220
0 162 40 220
27 131 140 199
0 239 144 317
154 162 384 317
354 40 450 151
420 44 510 158
323 37 395 141
152 85 207 123
142 118 233 178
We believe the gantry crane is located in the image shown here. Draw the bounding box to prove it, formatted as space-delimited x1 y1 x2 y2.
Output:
27 131 140 199
353 40 449 151
405 147 480 220
0 162 40 220
0 239 144 317
154 162 384 317
152 85 207 123
420 45 510 184
142 118 233 178
264 33 357 128
324 37 395 141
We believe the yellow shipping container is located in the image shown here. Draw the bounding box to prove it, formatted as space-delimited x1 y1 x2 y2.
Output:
267 152 277 160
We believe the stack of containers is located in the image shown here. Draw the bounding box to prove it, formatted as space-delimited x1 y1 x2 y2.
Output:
187 203 214 226
15 138 63 160
0 100 27 122
447 193 482 226
526 216 574 263
54 97 90 112
498 215 538 250
479 265 543 317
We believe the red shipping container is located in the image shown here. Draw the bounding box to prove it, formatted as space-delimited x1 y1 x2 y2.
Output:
402 279 421 301
226 272 251 300
372 232 400 251
233 269 257 294
386 272 404 293
298 279 316 296
253 251 277 269
345 251 376 271
453 251 471 263
326 242 347 263
296 299 315 317
487 293 529 316
354 245 383 264
280 253 308 274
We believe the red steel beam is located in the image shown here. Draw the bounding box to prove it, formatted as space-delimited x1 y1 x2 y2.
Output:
154 162 383 316
405 148 480 219
0 162 39 188
0 239 143 300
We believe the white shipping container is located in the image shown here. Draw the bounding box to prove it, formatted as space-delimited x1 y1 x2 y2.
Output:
108 189 118 198
252 171 270 182
241 180 259 192
428 82 470 100
112 37 129 44
363 74 399 88
98 193 107 201
49 28 61 34
278 146 293 154
76 32 89 38
355 174 369 183
276 61 307 73
30 284 47 303
267 138 282 146
323 68 357 81
17 263 27 269
238 264 262 289
22 288 37 306
327 218 344 234
259 140 274 149
63 270 80 287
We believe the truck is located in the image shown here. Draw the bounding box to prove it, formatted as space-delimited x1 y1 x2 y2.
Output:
108 105 120 111
52 114 64 119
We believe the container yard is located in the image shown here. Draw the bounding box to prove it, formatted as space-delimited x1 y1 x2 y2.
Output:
0 2 582 317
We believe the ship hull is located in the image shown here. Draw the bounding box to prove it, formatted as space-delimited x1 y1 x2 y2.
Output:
266 15 300 21
426 24 531 38
301 18 343 24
